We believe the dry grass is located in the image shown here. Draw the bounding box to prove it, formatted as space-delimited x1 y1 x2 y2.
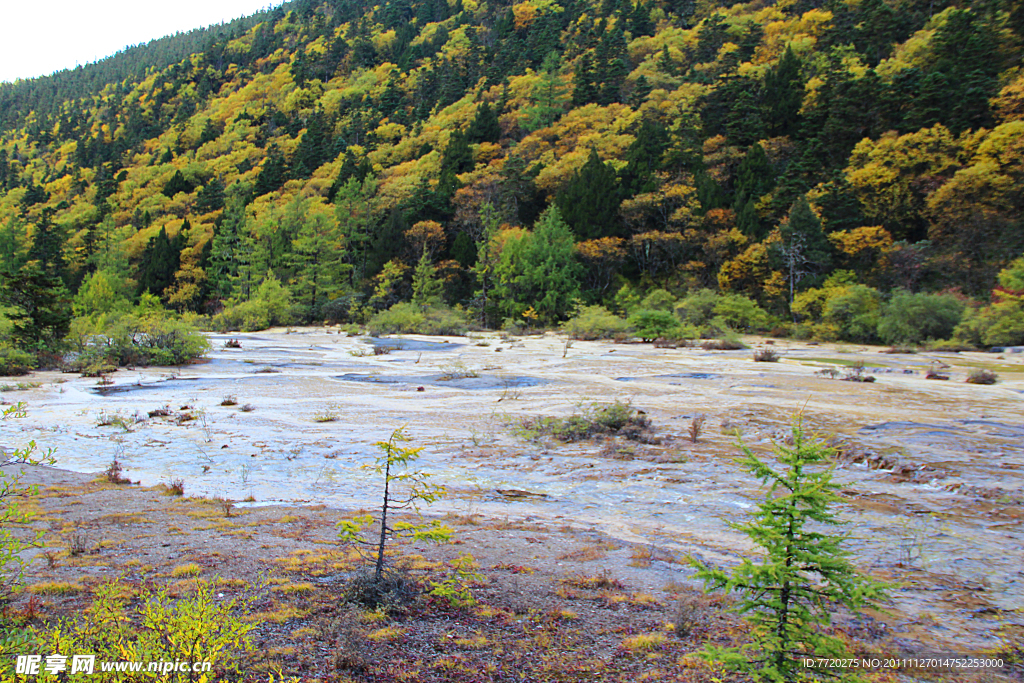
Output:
170 562 202 578
28 581 85 595
621 632 667 652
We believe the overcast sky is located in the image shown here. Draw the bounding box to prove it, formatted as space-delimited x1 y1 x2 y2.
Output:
1 0 285 83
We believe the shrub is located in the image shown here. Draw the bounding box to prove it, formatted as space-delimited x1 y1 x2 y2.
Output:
32 580 257 679
0 345 35 375
752 347 779 362
212 275 296 332
954 299 1024 347
700 336 746 350
1 403 55 605
966 368 998 385
66 308 210 370
104 459 131 485
517 401 654 442
877 290 964 345
367 303 470 336
792 274 882 343
713 293 771 333
675 289 720 328
639 288 677 311
561 305 629 340
628 309 682 341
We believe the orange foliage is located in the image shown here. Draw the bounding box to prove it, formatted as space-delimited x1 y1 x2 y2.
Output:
406 220 446 259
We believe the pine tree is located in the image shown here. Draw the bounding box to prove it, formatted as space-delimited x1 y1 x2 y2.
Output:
411 248 443 305
466 101 501 143
763 45 803 137
289 201 348 322
556 149 623 240
690 418 888 682
776 195 833 309
517 206 581 321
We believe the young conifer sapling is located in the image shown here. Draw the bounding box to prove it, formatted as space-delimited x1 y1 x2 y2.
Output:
689 418 888 682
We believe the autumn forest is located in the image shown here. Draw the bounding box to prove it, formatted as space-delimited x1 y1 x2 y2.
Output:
1 0 1023 371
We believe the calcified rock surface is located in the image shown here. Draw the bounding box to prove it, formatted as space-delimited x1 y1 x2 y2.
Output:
4 329 1022 649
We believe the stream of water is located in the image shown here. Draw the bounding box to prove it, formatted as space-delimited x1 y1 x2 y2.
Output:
3 329 1021 649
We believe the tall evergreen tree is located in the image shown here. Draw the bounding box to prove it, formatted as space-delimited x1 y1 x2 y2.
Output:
763 45 803 137
556 149 623 240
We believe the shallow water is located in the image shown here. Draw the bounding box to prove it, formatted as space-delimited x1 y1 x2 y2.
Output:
3 330 1022 649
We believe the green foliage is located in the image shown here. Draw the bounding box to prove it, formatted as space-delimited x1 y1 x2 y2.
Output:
429 554 485 609
627 309 682 341
212 274 295 332
0 309 35 375
690 419 888 682
67 304 210 369
954 300 1024 347
72 269 133 317
953 258 1024 347
26 580 256 681
673 290 772 337
411 251 443 306
776 196 834 304
337 427 452 584
561 305 629 340
877 290 964 344
366 302 470 336
516 400 652 443
792 274 882 342
0 403 55 605
639 288 676 311
0 0 1020 347
713 294 772 333
493 207 581 323
555 150 623 240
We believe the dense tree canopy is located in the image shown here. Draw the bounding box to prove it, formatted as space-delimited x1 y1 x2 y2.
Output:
0 0 1020 347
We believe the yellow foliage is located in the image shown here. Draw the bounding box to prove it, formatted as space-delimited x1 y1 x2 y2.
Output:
376 121 408 142
410 22 446 48
517 103 638 193
845 125 960 225
829 226 893 256
992 72 1024 124
513 0 564 29
473 141 502 165
373 29 398 53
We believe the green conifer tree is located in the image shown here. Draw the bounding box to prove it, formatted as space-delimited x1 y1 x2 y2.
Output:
690 418 888 682
555 149 623 240
411 249 443 305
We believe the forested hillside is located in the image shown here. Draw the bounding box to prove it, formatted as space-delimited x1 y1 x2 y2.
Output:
1 0 1023 370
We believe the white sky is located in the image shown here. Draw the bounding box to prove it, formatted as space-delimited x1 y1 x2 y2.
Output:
1 0 286 84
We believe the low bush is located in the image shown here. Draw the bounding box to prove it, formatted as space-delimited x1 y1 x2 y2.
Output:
675 290 772 336
562 305 629 340
367 303 470 336
517 401 654 443
753 347 779 362
966 368 998 385
701 336 746 350
877 290 964 345
212 275 296 332
792 274 882 343
32 580 257 679
66 311 210 370
0 345 34 375
627 309 682 342
954 299 1024 347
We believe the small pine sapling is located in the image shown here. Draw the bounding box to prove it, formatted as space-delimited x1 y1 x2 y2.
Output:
337 427 452 582
689 418 888 682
